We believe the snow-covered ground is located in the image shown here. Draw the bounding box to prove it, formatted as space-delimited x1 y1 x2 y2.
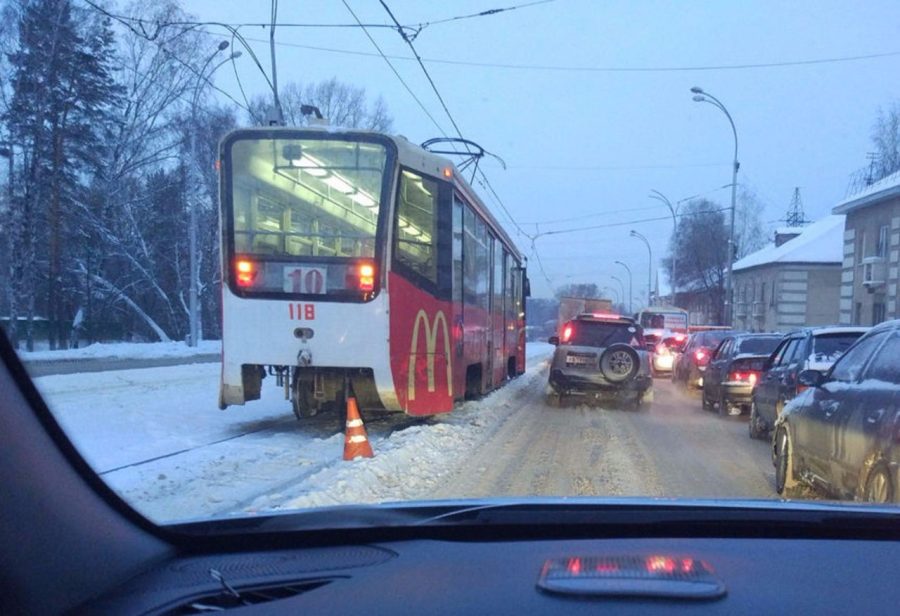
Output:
34 342 555 524
20 339 221 362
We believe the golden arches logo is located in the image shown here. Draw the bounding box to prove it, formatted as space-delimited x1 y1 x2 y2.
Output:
407 309 453 401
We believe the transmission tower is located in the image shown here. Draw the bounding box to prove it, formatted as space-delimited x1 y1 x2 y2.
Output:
783 187 809 227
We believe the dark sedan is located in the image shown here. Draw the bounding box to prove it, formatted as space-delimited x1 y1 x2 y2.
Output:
749 326 868 439
671 329 733 389
702 333 783 416
774 320 900 503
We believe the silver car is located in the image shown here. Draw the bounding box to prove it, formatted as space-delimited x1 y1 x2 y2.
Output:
547 313 653 409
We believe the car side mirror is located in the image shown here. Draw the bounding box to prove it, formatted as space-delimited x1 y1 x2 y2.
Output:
548 336 559 346
798 369 824 388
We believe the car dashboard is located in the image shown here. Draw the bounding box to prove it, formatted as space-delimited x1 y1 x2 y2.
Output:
82 533 900 614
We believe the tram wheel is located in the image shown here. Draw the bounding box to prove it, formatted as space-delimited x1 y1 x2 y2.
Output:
291 376 318 420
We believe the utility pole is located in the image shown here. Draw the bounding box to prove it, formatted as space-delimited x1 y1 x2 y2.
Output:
0 142 16 348
188 42 239 346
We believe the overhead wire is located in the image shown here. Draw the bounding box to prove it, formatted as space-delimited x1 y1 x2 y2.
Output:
83 0 277 100
85 0 900 74
340 0 448 137
232 37 900 73
532 207 731 238
377 0 531 248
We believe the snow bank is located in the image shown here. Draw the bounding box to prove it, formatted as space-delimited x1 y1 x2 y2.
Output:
20 339 221 362
33 340 555 523
257 346 555 512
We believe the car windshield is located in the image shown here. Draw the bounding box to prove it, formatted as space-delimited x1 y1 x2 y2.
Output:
736 337 782 356
2 0 899 528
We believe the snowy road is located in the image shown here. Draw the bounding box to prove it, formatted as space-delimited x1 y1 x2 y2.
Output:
34 342 778 524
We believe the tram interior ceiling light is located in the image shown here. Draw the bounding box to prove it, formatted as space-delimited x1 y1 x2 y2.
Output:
351 192 376 207
324 175 354 194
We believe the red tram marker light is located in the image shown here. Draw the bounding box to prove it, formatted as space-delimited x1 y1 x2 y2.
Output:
358 262 376 292
235 259 257 287
442 166 453 178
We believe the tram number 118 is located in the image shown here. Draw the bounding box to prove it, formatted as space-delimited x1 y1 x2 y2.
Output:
288 303 316 321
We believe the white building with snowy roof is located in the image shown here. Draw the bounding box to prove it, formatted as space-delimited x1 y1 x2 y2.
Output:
731 215 845 332
832 169 900 326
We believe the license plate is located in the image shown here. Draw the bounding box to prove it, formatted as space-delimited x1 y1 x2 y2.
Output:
567 355 594 366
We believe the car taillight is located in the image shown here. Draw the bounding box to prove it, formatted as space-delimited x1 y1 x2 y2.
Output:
656 343 670 356
796 384 808 395
235 258 257 287
562 324 573 343
729 371 759 385
695 348 708 365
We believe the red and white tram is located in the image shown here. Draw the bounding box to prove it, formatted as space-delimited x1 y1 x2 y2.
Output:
218 128 528 418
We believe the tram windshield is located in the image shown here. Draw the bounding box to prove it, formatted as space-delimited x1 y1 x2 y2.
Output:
225 135 391 296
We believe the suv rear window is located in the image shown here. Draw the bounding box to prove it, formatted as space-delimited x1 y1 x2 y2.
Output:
736 336 782 355
566 321 640 347
812 332 864 363
695 331 729 347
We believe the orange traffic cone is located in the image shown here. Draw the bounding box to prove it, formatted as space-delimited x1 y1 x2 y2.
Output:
343 396 374 460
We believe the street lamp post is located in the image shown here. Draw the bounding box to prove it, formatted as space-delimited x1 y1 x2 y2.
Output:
649 189 678 305
629 230 653 308
602 285 620 308
691 86 739 326
614 260 633 314
187 42 241 346
611 275 626 313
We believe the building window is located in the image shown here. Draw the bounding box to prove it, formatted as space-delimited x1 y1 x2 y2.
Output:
857 230 866 261
854 302 862 326
877 225 889 258
873 301 886 325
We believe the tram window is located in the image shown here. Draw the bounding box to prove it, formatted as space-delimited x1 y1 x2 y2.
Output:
228 138 385 261
493 239 505 320
463 205 479 305
505 252 516 323
395 169 438 284
475 217 490 311
452 197 464 303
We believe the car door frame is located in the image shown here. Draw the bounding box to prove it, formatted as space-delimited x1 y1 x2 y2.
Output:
705 337 733 402
757 336 795 422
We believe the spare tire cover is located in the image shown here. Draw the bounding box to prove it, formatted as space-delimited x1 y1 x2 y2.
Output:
599 343 640 383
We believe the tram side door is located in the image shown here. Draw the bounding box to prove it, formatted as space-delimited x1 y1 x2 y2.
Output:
485 238 495 388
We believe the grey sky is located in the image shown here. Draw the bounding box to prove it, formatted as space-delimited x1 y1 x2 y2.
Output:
189 0 900 299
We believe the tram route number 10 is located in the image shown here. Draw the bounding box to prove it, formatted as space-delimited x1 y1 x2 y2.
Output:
288 303 316 321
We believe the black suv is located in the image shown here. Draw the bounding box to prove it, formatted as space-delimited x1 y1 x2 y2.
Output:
547 313 652 409
748 326 868 439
